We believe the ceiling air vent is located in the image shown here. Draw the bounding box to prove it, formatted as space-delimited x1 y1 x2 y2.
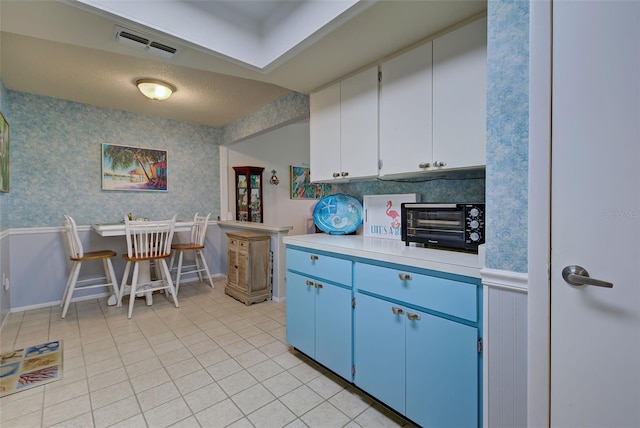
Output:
114 25 179 60
149 41 177 57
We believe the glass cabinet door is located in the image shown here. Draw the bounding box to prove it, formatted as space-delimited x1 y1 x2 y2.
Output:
233 166 264 223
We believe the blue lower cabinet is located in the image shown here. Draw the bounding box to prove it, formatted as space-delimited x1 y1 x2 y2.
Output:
406 308 478 428
354 292 406 413
287 247 481 427
355 291 479 428
286 271 353 381
315 280 353 380
286 271 316 357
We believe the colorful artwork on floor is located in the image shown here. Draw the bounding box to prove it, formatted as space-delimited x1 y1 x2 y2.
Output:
0 340 63 397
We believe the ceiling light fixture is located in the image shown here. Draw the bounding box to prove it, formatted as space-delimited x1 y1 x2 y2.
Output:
136 79 175 100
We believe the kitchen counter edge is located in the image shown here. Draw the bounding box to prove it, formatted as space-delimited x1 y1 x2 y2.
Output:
283 234 484 279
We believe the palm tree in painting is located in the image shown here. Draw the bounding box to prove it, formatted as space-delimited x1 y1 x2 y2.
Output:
103 145 166 188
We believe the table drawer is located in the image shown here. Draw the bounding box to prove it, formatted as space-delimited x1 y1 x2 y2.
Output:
355 262 477 322
286 248 352 286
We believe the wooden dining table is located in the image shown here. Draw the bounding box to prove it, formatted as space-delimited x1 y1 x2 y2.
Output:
92 220 194 306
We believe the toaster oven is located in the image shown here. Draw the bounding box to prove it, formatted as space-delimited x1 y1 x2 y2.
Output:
401 203 485 252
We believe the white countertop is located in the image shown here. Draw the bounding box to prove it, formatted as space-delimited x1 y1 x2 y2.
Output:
283 234 484 279
217 221 293 233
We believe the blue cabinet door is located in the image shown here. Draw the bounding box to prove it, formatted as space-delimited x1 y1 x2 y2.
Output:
406 308 478 428
316 282 353 381
354 292 406 413
286 271 316 357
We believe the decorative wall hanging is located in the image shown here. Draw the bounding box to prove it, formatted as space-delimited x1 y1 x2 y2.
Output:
102 143 168 191
0 112 9 193
290 165 329 199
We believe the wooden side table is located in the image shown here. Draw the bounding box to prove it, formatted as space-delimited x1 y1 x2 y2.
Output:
225 231 271 305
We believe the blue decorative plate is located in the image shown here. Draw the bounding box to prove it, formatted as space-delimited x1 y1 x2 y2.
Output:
313 194 363 235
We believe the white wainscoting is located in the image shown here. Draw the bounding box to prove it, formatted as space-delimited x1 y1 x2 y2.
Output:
0 229 10 328
482 268 528 428
3 224 226 313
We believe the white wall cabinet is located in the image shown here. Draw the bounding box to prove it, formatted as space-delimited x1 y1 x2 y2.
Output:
432 17 487 170
310 66 379 182
378 17 487 178
379 42 433 177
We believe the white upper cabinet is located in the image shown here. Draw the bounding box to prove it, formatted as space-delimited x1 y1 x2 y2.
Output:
379 42 433 177
309 82 341 182
432 17 487 170
311 17 486 181
310 66 379 182
340 67 379 180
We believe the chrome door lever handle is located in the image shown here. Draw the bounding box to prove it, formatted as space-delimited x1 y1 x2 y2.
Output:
562 265 613 288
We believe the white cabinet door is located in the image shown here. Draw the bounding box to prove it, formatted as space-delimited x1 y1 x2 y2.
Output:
379 42 433 177
340 66 379 180
432 17 487 170
310 82 341 182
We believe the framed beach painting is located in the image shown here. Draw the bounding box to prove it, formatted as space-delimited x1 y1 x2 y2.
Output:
102 144 168 191
290 165 329 200
0 112 9 193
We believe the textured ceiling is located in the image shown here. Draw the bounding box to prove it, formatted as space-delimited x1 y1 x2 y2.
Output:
0 0 487 128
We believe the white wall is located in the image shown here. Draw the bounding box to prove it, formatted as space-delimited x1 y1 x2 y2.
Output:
226 121 318 236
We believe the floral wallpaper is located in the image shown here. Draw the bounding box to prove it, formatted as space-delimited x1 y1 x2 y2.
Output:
0 79 8 231
485 0 529 273
6 91 219 228
217 92 309 145
1 0 531 273
332 170 485 204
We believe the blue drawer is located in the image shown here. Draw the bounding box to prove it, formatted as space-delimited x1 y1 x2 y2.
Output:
286 248 352 286
355 262 477 322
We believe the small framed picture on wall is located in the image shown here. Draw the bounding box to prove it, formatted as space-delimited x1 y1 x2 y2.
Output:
290 165 329 199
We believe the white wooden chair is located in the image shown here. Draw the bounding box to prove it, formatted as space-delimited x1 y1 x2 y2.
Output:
169 212 214 293
117 215 178 318
61 215 119 318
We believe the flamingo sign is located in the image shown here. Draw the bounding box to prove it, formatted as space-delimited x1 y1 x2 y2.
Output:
363 194 417 239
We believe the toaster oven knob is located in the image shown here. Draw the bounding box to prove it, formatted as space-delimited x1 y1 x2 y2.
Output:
470 207 480 217
469 220 480 229
470 232 481 242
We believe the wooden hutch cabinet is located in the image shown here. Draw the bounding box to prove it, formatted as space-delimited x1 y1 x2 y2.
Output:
225 231 271 305
233 166 264 223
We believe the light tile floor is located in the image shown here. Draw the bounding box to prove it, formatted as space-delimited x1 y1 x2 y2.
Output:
0 279 414 428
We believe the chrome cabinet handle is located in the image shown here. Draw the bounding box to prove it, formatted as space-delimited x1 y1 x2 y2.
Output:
314 282 323 289
332 172 340 178
310 255 319 261
391 306 404 315
433 160 447 167
305 280 314 287
341 171 349 177
418 162 430 168
562 265 613 288
398 273 412 281
407 312 421 321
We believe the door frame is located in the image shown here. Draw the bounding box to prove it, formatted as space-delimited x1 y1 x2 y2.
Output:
527 0 552 426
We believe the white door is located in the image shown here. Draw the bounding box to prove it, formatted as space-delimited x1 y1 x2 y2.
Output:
551 1 640 427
